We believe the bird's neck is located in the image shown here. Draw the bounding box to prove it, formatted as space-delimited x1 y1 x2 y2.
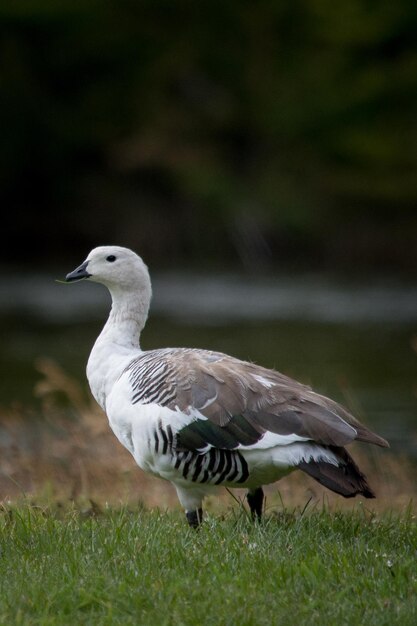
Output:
102 291 148 349
87 289 149 409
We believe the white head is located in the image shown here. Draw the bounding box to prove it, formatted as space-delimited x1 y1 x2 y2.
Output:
66 245 152 314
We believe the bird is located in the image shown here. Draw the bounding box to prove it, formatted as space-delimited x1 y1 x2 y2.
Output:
64 245 389 527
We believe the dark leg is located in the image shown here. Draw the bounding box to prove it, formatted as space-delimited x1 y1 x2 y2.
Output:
186 508 203 528
247 487 264 521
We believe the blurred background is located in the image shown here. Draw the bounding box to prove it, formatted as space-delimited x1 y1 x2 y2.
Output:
0 0 416 508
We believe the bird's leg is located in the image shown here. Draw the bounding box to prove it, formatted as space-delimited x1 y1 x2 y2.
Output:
185 508 203 529
247 487 264 521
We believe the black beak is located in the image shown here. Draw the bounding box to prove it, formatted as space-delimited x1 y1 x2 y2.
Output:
65 260 92 282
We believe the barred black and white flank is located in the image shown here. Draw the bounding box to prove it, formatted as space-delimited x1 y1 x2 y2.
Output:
65 246 389 527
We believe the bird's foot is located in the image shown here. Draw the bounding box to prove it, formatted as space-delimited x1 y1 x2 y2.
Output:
186 508 203 528
247 487 264 521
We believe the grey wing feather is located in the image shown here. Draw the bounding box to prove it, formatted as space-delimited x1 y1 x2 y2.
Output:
128 348 389 451
168 350 389 450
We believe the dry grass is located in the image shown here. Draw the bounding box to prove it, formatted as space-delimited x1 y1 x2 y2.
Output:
0 358 415 514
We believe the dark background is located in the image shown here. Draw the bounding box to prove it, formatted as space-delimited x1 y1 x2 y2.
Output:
1 0 417 272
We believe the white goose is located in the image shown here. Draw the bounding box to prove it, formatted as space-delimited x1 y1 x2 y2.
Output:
65 246 389 527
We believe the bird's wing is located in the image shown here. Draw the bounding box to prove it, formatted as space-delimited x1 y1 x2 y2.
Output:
126 348 389 452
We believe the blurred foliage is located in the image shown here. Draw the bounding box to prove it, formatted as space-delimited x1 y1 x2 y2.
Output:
1 0 417 269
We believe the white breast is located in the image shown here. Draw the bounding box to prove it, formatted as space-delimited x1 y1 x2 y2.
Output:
105 371 191 478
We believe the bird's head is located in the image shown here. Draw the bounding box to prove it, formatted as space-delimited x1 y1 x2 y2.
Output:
65 245 152 298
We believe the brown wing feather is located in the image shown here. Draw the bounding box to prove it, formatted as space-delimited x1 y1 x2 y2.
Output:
164 349 389 449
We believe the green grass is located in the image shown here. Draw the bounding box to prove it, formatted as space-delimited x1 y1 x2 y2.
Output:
0 504 416 625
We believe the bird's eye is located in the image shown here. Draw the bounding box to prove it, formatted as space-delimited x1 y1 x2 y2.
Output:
106 255 116 262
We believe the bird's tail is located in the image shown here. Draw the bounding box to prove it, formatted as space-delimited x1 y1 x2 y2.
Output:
298 446 375 498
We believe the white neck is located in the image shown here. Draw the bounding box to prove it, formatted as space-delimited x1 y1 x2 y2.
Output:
87 286 150 409
102 288 149 349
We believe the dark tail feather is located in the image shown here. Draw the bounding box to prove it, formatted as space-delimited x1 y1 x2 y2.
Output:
298 447 375 499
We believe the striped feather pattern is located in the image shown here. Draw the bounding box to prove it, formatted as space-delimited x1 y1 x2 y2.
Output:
172 447 249 485
149 415 249 486
127 349 178 407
